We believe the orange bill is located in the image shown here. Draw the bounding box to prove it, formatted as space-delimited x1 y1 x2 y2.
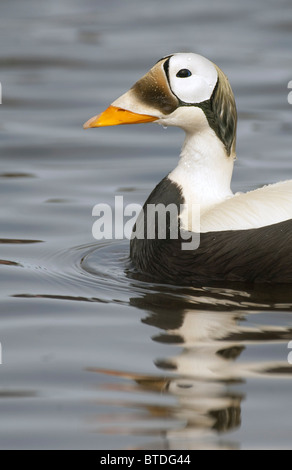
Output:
83 105 158 129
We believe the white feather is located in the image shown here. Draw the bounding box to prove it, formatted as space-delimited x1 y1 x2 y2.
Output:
201 180 292 232
168 53 218 103
169 112 292 233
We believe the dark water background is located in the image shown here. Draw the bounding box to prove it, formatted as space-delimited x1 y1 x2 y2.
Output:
1 0 292 449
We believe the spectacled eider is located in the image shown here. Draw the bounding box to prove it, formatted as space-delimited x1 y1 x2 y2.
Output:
84 53 292 284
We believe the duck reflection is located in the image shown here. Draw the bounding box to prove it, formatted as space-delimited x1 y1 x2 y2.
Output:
134 295 244 447
89 284 292 449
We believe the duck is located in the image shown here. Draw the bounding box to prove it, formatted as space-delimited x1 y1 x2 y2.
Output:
84 53 292 284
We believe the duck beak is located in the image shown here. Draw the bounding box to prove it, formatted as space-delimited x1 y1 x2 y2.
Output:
84 56 178 129
83 105 158 129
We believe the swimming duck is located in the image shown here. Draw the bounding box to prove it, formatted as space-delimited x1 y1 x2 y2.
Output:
84 53 292 284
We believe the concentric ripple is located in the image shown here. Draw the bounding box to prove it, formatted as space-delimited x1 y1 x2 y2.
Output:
24 237 292 311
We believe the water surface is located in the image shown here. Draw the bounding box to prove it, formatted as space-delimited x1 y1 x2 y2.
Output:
1 0 292 449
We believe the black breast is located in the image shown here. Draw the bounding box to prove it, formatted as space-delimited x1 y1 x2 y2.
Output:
130 177 292 284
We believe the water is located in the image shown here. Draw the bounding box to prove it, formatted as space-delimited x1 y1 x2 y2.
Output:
1 0 292 450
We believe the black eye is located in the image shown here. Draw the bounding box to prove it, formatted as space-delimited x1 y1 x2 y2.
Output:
176 69 192 78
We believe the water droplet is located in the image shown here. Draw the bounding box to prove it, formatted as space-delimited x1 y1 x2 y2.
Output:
163 125 168 130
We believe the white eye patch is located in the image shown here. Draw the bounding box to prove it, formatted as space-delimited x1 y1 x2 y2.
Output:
168 53 218 104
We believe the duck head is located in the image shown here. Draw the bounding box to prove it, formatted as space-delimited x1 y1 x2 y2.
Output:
84 53 237 157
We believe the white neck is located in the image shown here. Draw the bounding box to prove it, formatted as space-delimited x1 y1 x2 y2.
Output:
169 127 235 213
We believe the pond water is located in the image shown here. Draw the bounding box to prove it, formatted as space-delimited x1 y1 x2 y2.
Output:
0 0 292 449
